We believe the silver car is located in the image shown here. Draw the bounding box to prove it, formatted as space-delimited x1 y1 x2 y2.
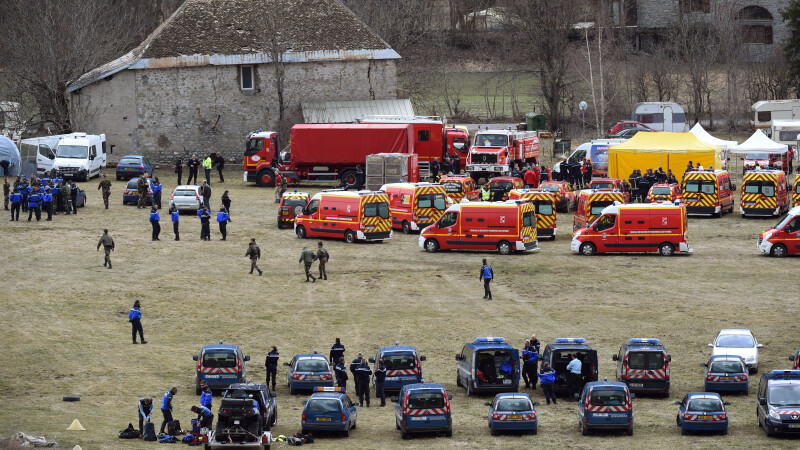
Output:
169 185 202 211
709 329 762 374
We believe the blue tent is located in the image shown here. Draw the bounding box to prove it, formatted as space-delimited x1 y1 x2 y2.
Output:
0 135 21 176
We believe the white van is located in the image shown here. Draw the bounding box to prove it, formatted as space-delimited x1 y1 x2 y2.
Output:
19 134 72 176
558 139 625 176
53 133 106 181
752 99 800 131
631 102 687 132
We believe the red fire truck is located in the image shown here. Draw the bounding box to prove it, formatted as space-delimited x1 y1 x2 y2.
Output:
466 128 539 183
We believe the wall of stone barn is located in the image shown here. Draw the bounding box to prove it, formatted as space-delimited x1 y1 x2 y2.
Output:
130 59 397 162
70 70 138 157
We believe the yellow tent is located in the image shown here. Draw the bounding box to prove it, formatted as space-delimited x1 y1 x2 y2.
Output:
609 132 721 183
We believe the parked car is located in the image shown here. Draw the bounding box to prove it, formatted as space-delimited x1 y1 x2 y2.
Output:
607 121 655 136
122 177 153 205
708 329 762 374
169 185 202 212
675 392 730 435
609 128 654 139
115 155 153 180
485 392 538 435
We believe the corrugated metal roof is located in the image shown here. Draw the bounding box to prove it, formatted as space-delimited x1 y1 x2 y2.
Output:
302 99 414 124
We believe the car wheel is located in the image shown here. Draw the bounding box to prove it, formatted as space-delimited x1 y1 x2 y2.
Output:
581 422 589 436
770 244 788 258
351 420 356 429
497 241 512 255
456 373 462 387
531 427 538 435
659 242 675 256
721 427 728 435
116 174 121 181
196 384 201 395
290 388 297 395
490 428 498 436
680 427 687 436
340 169 357 189
344 230 356 243
401 430 410 440
626 426 633 436
296 226 306 239
396 419 401 430
757 410 762 427
445 428 452 437
424 239 440 253
402 221 411 234
343 427 350 437
272 409 277 427
466 380 472 397
580 242 596 256
676 415 680 427
277 221 283 229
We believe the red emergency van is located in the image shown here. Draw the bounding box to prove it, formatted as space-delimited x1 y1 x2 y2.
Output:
740 170 790 217
382 183 449 233
588 178 631 203
540 181 577 212
487 177 524 201
294 190 392 243
793 176 800 207
757 206 800 257
508 189 558 239
571 203 692 256
572 189 626 231
419 200 538 255
682 170 735 217
439 175 479 203
646 184 683 204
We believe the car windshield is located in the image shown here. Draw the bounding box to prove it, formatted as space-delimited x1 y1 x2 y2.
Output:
796 184 800 194
491 182 514 191
496 398 532 412
202 351 237 368
56 145 88 159
745 152 769 160
685 180 715 194
476 134 509 147
542 184 560 193
716 334 754 347
383 353 415 370
364 202 390 219
119 157 142 165
442 181 463 193
296 359 328 372
452 137 467 150
628 352 664 370
651 187 672 195
534 201 553 215
590 201 614 215
710 361 744 373
407 393 445 409
590 389 626 406
283 198 308 207
592 182 614 190
769 385 800 406
773 214 794 230
174 189 197 197
306 399 341 413
418 193 447 210
438 211 458 228
687 399 723 412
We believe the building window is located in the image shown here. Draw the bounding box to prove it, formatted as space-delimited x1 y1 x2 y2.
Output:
240 66 254 90
738 6 773 44
682 0 710 13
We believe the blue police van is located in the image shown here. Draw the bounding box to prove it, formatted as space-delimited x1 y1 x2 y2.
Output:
756 370 800 437
193 341 250 394
577 380 634 436
301 387 358 437
613 338 671 396
369 342 426 393
541 338 598 396
392 383 452 439
455 337 520 396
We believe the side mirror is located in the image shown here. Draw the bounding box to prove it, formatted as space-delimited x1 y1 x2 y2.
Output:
447 394 452 400
708 343 713 347
790 356 797 361
283 362 290 367
533 402 540 406
302 401 307 405
420 355 427 361
391 396 398 403
270 392 277 398
612 355 619 361
368 358 375 364
724 401 731 406
757 344 764 348
758 398 766 406
455 354 462 361
193 355 199 361
674 401 681 406
484 402 491 406
244 355 250 362
630 393 636 399
700 363 708 367
667 355 672 362
89 155 95 160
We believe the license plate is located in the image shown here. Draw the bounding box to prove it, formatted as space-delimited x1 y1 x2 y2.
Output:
698 415 712 420
630 383 643 388
316 417 331 422
508 415 523 419
307 376 320 380
410 417 427 421
401 376 417 381
789 424 800 428
745 202 755 206
610 414 627 418
503 379 512 385
204 375 219 379
593 413 608 417
126 167 133 170
720 376 734 381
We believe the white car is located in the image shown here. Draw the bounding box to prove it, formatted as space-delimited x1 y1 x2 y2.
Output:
169 185 202 212
708 329 762 374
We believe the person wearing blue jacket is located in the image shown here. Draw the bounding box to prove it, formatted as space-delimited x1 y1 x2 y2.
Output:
129 300 146 344
20 178 30 212
42 186 53 221
199 207 211 241
539 362 557 405
479 258 493 300
191 405 214 429
160 387 177 434
522 340 539 389
169 204 180 241
152 177 162 209
138 397 153 436
199 380 212 409
216 205 229 240
374 358 387 406
9 188 22 221
27 186 41 222
149 205 161 241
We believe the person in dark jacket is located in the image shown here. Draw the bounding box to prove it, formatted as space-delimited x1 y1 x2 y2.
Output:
199 380 212 409
334 356 348 391
160 387 177 434
522 340 537 389
430 158 440 181
9 188 21 221
330 338 345 364
42 186 53 220
221 190 231 221
350 353 363 393
129 300 146 344
374 358 387 406
149 205 161 241
200 181 211 210
354 359 372 407
216 205 229 240
174 157 183 186
265 346 279 391
199 207 211 240
191 405 214 429
138 397 153 436
539 362 557 405
215 152 225 183
479 258 493 300
169 204 180 241
27 186 41 221
187 154 199 185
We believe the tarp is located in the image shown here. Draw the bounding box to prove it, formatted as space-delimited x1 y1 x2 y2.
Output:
608 132 721 183
0 135 21 176
730 129 788 154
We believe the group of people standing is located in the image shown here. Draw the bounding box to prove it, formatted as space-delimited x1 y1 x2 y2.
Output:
148 194 231 242
5 172 80 222
173 153 225 186
429 153 463 181
628 166 679 202
553 157 593 189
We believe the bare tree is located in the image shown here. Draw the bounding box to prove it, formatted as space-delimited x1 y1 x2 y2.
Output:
263 6 291 143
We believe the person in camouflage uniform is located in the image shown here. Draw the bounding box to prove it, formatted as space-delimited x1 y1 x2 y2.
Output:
245 238 262 275
299 246 317 282
137 174 148 209
316 241 329 280
97 174 112 209
3 176 9 210
97 229 115 269
59 182 71 215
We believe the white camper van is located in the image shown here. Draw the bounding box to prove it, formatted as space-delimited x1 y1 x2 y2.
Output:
631 102 687 132
771 120 800 149
53 133 106 181
751 99 800 131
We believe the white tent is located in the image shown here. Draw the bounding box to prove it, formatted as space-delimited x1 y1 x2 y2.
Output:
729 129 788 154
0 135 21 176
689 123 737 149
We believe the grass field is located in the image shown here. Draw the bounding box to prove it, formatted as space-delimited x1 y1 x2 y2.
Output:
1 147 799 449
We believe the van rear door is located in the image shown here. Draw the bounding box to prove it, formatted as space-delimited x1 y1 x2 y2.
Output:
404 390 449 430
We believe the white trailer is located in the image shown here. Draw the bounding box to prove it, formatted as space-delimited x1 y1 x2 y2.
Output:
751 100 800 132
631 102 688 132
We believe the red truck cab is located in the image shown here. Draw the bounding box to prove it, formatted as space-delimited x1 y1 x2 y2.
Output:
244 131 280 186
467 129 539 182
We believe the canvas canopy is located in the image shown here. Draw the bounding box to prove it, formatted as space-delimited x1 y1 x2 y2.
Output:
608 132 721 183
689 123 737 149
0 135 21 176
729 129 788 154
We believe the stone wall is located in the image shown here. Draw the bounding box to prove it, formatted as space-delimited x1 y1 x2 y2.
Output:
72 58 397 164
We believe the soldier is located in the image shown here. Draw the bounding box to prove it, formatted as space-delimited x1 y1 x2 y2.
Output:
27 186 41 222
60 180 71 214
316 241 329 280
174 156 184 186
299 246 317 282
354 357 372 407
169 204 180 241
245 238 262 275
264 346 279 391
97 229 115 269
216 205 229 240
42 186 53 221
3 176 9 210
9 187 21 221
97 174 111 209
137 175 148 209
149 205 161 241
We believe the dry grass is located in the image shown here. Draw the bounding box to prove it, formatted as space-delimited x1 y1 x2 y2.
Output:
1 147 798 449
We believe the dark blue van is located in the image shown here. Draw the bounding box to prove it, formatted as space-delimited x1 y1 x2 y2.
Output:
455 337 520 396
192 341 250 394
393 383 452 439
369 342 426 393
577 380 634 436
